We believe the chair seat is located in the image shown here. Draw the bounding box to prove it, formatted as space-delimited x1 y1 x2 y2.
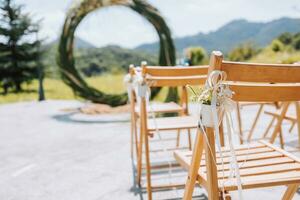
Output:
174 140 300 191
135 102 183 115
147 115 198 132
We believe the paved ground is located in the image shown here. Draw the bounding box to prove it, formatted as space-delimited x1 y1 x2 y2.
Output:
1 100 300 200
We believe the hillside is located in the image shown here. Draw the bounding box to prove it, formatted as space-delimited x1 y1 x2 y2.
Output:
42 40 157 78
136 17 300 54
233 32 300 64
75 45 157 76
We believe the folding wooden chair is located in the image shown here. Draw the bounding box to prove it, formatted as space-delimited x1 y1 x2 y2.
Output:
174 51 300 200
128 64 190 159
137 64 209 200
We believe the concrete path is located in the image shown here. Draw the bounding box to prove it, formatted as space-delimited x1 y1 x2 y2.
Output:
0 100 300 200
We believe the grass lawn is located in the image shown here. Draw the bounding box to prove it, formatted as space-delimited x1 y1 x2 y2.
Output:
0 74 172 104
0 74 127 104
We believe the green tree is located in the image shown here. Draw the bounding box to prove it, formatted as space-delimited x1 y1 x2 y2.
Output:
0 0 43 94
271 39 284 52
278 32 293 45
292 33 300 50
186 47 207 65
228 43 258 61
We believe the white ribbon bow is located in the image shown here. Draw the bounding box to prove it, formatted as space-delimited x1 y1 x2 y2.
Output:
123 73 134 102
200 70 243 200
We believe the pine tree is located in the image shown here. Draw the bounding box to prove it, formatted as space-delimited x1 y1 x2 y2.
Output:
0 0 43 94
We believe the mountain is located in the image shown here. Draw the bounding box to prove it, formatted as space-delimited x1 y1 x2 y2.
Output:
136 17 300 54
74 37 96 49
42 43 157 78
47 37 96 49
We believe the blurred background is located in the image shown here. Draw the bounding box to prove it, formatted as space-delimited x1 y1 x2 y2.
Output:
1 0 300 104
2 1 300 199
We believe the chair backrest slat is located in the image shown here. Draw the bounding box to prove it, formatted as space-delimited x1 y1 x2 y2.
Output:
223 61 300 83
147 75 206 87
209 51 300 102
229 82 300 102
142 64 208 87
145 66 208 77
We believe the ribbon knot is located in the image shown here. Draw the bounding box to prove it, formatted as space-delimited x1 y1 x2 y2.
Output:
199 70 243 200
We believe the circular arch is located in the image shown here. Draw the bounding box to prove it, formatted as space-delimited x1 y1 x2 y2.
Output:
57 0 176 106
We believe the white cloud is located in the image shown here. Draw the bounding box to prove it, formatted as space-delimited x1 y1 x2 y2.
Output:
14 0 300 48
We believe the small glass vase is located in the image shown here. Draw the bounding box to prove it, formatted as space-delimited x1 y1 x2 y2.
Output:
138 84 148 97
199 104 221 128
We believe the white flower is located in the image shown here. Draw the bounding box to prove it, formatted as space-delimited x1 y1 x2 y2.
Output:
123 74 133 85
134 74 145 86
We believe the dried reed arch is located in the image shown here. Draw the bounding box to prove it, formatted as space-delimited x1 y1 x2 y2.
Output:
57 0 176 106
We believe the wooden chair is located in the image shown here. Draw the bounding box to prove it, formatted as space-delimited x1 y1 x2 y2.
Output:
128 65 185 159
174 51 300 200
137 64 209 200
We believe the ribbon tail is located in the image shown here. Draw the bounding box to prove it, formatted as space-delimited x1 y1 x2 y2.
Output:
211 94 226 196
225 112 243 200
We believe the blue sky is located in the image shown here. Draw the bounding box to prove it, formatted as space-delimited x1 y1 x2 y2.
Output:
15 0 300 48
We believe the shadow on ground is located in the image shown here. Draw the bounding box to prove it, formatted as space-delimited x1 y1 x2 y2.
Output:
130 158 207 200
52 112 130 124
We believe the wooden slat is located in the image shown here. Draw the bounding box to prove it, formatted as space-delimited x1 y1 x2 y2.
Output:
181 145 274 158
141 161 180 170
148 146 189 153
201 151 283 165
215 163 300 179
180 142 265 157
219 142 265 151
228 82 300 102
176 150 294 173
147 116 198 131
214 157 294 171
214 147 273 158
222 61 300 83
220 171 300 191
174 150 193 171
145 66 208 76
135 102 183 114
183 146 273 158
260 141 300 163
146 75 206 87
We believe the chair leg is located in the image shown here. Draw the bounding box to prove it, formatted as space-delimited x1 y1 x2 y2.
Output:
187 129 192 150
279 126 285 149
220 191 232 200
183 130 204 200
270 103 290 144
247 104 264 142
219 122 225 147
131 114 139 159
130 115 134 158
176 129 181 147
289 121 296 133
263 116 276 138
144 132 152 200
134 115 139 159
136 120 144 186
236 102 243 144
295 102 300 146
282 184 299 200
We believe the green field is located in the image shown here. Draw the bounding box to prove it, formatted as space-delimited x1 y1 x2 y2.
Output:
0 74 170 104
0 74 128 104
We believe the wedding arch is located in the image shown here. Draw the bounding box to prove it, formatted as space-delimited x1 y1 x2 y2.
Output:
57 0 176 106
